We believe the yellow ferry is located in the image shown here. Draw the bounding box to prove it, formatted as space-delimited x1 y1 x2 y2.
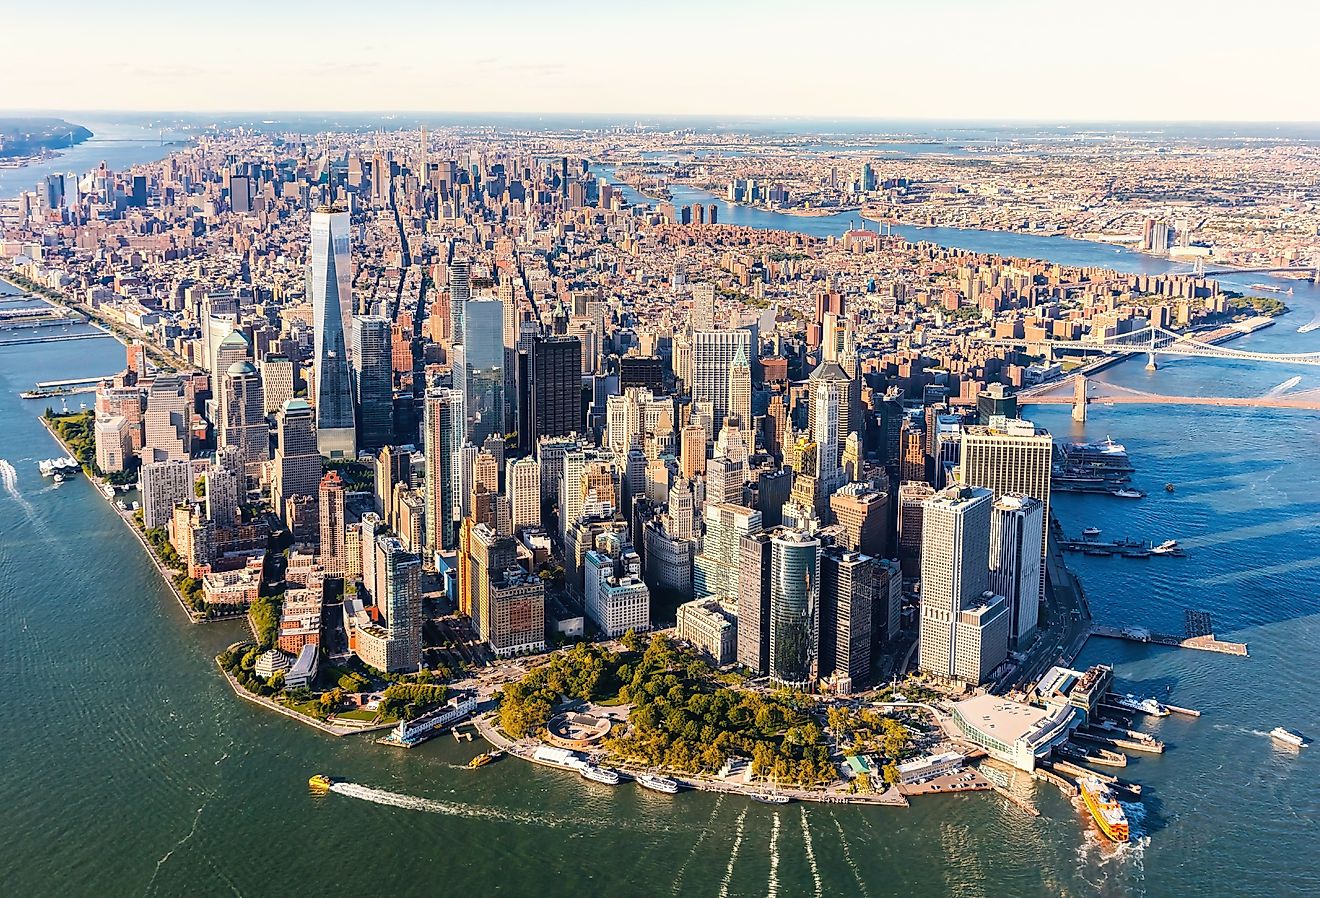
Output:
1079 776 1129 843
308 774 334 793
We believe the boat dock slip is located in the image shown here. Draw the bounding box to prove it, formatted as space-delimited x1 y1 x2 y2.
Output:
1089 625 1248 656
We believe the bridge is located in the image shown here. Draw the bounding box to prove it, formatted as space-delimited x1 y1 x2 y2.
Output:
1020 373 1320 419
980 323 1320 370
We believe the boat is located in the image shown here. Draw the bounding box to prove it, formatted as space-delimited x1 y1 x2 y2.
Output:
1150 540 1181 556
1110 693 1170 717
580 764 621 785
636 773 681 794
53 473 66 484
1110 488 1145 499
1250 283 1287 294
308 774 334 793
1165 483 1175 492
468 752 497 769
1082 527 1102 538
1078 776 1130 843
1269 727 1306 748
750 790 791 805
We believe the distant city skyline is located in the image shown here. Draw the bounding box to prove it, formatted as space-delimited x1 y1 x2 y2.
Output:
6 0 1319 122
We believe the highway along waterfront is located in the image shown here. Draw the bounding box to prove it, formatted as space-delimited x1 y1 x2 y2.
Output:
4 215 1320 896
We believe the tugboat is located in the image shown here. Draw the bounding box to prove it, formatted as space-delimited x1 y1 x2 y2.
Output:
1079 776 1130 843
637 773 681 794
1269 727 1306 749
308 774 335 793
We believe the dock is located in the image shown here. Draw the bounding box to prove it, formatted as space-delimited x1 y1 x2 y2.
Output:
1061 536 1186 558
1089 625 1248 656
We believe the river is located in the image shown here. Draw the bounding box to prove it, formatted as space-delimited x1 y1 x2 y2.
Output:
0 146 1317 898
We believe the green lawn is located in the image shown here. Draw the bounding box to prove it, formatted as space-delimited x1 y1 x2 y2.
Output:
333 708 380 723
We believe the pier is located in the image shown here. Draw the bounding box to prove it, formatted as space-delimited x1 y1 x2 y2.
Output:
1089 624 1248 656
1061 536 1185 558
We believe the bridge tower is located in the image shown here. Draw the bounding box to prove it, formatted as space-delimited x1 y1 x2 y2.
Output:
1145 327 1158 371
1073 374 1088 422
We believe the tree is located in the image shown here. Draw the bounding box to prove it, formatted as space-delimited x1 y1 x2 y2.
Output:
882 762 901 786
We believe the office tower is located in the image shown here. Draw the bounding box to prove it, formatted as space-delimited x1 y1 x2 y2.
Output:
221 361 267 477
830 483 888 557
213 329 250 420
309 207 356 458
860 162 876 192
692 283 716 331
272 399 321 514
727 343 752 430
755 468 792 529
261 354 294 415
463 521 514 638
423 387 461 556
692 329 751 426
990 494 1045 645
694 503 761 603
359 513 386 598
205 457 241 528
873 557 904 644
140 458 194 530
976 383 1018 425
352 315 392 450
374 445 411 522
94 416 132 474
507 456 541 531
737 532 772 674
522 335 581 453
899 418 926 484
143 375 190 462
667 477 695 541
454 296 504 447
319 471 347 576
680 423 707 479
764 391 788 462
448 260 471 343
395 489 426 554
807 361 859 481
918 485 1008 684
959 419 1052 587
486 567 547 657
470 449 499 528
769 530 820 689
820 547 874 693
584 534 651 638
374 536 422 673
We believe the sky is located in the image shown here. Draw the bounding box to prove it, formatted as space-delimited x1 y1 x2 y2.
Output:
5 0 1319 122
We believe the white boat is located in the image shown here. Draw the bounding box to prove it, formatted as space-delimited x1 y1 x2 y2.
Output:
1082 527 1102 538
1110 488 1145 499
1111 693 1170 717
750 791 791 805
53 473 66 484
1269 727 1306 748
636 773 680 794
580 764 621 786
1150 540 1180 556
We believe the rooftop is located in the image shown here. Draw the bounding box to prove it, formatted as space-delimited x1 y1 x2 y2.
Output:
952 694 1054 745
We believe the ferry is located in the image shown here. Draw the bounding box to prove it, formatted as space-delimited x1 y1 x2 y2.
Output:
468 752 498 769
1150 540 1181 556
1111 693 1170 717
1269 727 1306 748
1082 527 1102 538
308 774 335 793
580 764 621 786
1079 776 1130 843
1110 488 1145 499
636 773 681 794
1249 283 1291 295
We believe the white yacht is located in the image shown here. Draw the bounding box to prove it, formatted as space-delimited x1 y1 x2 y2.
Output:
1269 727 1306 748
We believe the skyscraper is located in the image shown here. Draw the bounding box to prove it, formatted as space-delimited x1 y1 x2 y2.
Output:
319 471 347 576
374 535 422 673
448 260 471 348
220 361 267 478
769 530 820 690
309 207 356 458
918 485 1009 684
522 335 581 454
458 295 505 447
272 399 321 515
830 483 888 558
352 315 393 450
695 503 761 604
820 547 874 693
737 532 773 674
143 375 190 462
692 329 751 427
727 342 752 430
507 456 541 532
423 387 461 558
959 419 1052 589
989 494 1045 646
897 481 935 580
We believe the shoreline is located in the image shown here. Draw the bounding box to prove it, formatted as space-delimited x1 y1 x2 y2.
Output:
36 413 204 624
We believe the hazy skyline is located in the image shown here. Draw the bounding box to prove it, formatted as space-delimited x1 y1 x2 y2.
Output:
5 0 1319 122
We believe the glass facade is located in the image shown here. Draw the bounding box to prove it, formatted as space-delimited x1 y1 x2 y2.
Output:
310 208 356 457
769 531 820 689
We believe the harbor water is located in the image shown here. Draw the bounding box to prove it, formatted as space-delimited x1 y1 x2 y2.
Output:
2 146 1318 898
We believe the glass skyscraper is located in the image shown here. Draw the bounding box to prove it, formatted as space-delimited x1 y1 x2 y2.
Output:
309 207 356 458
459 296 504 448
352 314 393 450
769 530 820 689
423 387 462 556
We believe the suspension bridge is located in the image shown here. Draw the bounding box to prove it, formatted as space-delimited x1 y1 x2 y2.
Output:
979 323 1320 370
1019 373 1320 419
